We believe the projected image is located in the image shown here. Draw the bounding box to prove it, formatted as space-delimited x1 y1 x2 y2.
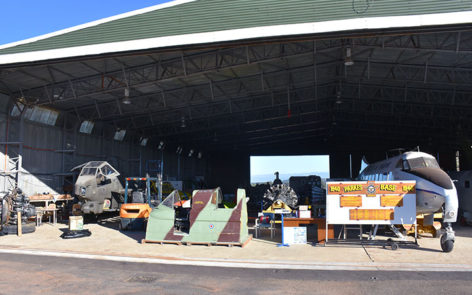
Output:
250 155 330 185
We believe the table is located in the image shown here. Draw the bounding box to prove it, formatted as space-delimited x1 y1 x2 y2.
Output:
29 194 73 208
36 208 58 226
30 194 72 225
283 218 334 244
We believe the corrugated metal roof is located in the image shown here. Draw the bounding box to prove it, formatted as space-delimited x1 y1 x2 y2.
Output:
1 0 471 56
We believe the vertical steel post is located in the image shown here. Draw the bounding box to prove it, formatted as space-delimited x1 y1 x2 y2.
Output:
124 179 129 203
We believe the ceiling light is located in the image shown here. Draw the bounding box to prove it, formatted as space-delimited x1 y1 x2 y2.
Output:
188 149 194 157
197 152 202 159
176 146 183 155
140 137 148 146
181 116 186 128
122 87 131 104
335 91 342 104
158 141 165 150
344 47 354 66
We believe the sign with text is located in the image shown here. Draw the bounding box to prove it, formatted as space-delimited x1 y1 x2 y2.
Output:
283 226 307 245
326 181 416 225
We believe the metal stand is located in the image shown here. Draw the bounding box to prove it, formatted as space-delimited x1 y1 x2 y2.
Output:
326 222 418 250
277 213 290 247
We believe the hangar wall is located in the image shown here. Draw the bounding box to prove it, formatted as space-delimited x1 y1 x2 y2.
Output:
207 151 250 195
0 94 207 196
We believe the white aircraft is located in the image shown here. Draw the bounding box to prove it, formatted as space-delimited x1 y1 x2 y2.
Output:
358 151 458 252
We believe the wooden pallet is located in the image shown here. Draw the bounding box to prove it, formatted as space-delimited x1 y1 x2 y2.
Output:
142 234 253 248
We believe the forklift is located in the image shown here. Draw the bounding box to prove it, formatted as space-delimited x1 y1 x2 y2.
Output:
119 175 161 231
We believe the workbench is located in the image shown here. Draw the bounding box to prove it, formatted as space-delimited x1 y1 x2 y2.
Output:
283 218 334 244
29 194 72 225
29 194 73 207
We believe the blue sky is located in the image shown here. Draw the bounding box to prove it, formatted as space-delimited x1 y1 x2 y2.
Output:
250 155 330 183
0 0 171 45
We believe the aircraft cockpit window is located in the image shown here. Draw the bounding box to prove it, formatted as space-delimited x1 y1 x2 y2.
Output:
402 160 410 171
101 165 115 175
407 157 440 170
424 158 440 168
80 167 97 176
161 191 181 209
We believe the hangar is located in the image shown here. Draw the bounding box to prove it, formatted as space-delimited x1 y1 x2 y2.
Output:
1 0 472 196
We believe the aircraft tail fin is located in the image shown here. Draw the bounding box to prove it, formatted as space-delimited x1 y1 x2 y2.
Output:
360 156 369 173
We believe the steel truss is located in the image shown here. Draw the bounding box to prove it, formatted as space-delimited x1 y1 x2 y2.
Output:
2 29 472 151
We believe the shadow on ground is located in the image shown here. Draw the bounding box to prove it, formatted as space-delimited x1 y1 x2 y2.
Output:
80 212 146 243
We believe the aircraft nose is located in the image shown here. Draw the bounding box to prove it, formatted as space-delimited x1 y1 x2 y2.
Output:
406 168 453 189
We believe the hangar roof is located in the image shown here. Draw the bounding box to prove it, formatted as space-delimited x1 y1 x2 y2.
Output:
1 0 472 64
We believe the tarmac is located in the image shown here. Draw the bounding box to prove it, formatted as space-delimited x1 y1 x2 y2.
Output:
1 217 472 272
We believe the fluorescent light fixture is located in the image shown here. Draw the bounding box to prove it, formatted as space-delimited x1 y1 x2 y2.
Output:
181 116 186 128
344 47 354 66
122 87 131 104
114 129 126 141
10 102 25 116
176 146 183 155
24 106 59 126
188 149 194 157
79 120 94 134
158 141 165 150
140 137 148 146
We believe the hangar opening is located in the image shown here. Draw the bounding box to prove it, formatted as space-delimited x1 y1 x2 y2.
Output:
0 0 471 227
250 155 330 184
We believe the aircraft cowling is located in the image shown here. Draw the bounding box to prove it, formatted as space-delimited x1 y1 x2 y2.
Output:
406 168 453 190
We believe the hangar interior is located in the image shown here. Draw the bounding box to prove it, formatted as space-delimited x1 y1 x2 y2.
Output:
1 0 472 200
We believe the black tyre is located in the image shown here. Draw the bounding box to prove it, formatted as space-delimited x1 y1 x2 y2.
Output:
391 243 398 251
440 235 454 253
2 223 36 235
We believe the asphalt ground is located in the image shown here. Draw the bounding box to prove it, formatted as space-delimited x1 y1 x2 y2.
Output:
0 252 471 295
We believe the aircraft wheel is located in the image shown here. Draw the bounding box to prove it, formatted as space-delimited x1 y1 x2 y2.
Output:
391 243 398 251
440 235 454 253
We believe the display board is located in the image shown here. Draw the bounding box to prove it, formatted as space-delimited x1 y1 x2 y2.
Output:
283 226 307 244
326 181 416 225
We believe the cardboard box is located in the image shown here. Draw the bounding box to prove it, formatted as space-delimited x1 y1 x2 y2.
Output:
69 216 84 231
299 205 309 211
298 210 311 218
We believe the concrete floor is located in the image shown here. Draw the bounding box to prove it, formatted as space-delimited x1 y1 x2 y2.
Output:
1 252 472 295
1 218 472 269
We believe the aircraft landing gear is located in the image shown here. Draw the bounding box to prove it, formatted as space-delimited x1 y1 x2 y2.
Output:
440 223 455 253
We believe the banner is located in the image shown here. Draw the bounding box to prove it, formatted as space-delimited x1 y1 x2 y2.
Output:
326 181 416 225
